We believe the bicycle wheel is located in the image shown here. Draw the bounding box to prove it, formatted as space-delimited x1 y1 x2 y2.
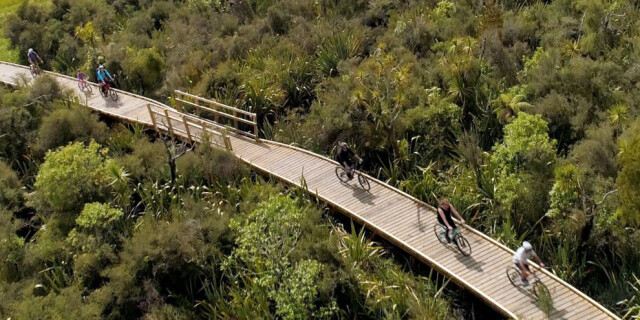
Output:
109 89 118 101
506 266 522 287
454 234 472 256
79 82 92 93
531 279 550 299
433 224 448 244
357 173 370 191
30 66 38 78
335 166 349 183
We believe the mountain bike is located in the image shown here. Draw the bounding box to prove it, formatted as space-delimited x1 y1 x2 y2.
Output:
78 78 92 93
335 161 370 191
434 223 472 256
99 79 118 101
506 265 551 299
30 63 41 78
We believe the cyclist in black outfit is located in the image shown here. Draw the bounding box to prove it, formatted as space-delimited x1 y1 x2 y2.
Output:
437 198 466 243
336 142 362 180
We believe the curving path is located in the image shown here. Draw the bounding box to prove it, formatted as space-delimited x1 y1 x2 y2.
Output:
0 61 620 320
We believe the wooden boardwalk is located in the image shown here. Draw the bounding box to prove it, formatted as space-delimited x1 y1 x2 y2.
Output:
0 61 620 320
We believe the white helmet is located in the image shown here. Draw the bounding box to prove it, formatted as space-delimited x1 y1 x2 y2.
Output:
28 48 34 53
522 241 532 250
98 64 104 69
340 142 348 148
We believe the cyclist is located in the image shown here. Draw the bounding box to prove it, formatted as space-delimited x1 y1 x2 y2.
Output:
96 65 114 95
513 241 546 286
437 198 465 243
335 142 362 180
77 69 88 84
27 48 43 71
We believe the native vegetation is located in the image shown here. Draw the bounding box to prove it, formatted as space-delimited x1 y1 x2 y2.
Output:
2 0 640 318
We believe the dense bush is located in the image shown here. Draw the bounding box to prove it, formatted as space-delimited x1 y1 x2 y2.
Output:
4 0 640 316
33 141 115 212
0 160 22 209
35 105 109 155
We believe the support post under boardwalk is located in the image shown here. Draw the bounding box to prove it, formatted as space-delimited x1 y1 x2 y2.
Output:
147 104 159 133
182 115 193 143
163 109 174 137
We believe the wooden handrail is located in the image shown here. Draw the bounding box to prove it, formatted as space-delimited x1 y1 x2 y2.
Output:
145 103 232 151
174 90 256 117
173 90 259 141
175 97 256 126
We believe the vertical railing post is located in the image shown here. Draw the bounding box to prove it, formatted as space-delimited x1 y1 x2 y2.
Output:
223 128 233 151
212 102 219 123
147 104 159 133
200 120 210 145
253 115 259 141
182 115 193 143
163 109 174 137
232 110 238 130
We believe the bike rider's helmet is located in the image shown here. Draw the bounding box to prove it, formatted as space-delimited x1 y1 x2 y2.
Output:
98 65 104 70
28 48 33 54
522 241 533 251
340 142 348 148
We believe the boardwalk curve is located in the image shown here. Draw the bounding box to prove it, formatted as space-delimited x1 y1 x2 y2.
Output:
0 61 620 320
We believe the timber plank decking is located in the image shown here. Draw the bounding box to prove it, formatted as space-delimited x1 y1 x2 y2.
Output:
0 61 620 320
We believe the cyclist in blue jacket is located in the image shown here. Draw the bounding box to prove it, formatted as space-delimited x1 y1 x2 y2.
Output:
96 65 114 94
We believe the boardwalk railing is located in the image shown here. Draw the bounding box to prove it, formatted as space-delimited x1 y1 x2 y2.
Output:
173 90 259 141
147 103 232 151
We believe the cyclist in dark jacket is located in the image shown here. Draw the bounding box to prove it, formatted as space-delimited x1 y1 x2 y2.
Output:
336 142 361 180
27 48 43 68
437 198 466 243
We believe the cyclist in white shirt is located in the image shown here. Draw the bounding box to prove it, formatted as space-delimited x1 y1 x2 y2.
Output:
513 241 546 286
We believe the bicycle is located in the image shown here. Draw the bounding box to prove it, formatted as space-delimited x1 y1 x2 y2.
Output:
30 63 41 78
99 79 118 101
335 161 370 191
77 79 93 93
434 223 472 256
506 265 551 299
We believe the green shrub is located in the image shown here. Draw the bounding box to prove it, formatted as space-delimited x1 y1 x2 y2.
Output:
33 141 114 212
9 285 101 319
76 202 124 232
0 208 24 282
175 151 206 186
0 160 22 209
35 105 109 155
101 215 208 317
491 113 557 230
107 124 147 155
28 76 66 103
196 143 249 185
617 125 640 226
115 139 169 182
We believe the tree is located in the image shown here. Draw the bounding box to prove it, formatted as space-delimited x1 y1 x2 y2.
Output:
161 138 193 186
